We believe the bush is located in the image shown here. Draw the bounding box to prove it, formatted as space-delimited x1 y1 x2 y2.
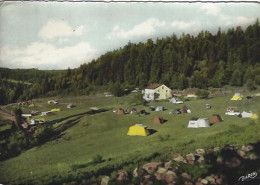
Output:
247 79 257 91
158 134 171 142
129 93 146 106
109 82 124 97
92 154 103 164
12 107 23 130
196 89 209 99
131 177 139 185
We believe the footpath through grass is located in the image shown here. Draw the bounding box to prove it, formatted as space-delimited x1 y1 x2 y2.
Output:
0 93 260 184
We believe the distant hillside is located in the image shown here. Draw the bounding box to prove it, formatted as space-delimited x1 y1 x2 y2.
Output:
0 20 259 105
78 19 260 89
0 68 63 84
0 68 63 105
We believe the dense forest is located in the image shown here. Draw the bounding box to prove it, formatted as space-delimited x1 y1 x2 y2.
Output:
0 20 260 105
0 69 62 105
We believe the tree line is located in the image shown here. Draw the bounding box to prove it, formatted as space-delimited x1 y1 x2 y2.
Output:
0 68 61 105
81 20 260 89
0 20 259 105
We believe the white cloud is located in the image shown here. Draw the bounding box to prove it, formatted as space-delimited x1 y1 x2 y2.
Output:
0 42 97 69
107 18 165 39
220 15 255 27
201 4 221 16
171 21 201 30
38 19 85 40
58 38 70 44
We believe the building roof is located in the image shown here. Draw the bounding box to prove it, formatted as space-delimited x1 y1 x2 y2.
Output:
145 83 162 89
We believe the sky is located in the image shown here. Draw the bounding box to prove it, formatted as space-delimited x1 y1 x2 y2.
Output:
0 1 259 70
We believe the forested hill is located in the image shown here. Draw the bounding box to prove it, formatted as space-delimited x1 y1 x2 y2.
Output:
0 68 63 105
0 20 260 105
0 68 63 84
78 20 260 89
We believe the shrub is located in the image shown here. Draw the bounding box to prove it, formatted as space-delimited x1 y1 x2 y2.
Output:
12 107 23 130
196 89 209 99
154 93 159 100
129 93 146 106
92 154 103 164
158 134 171 142
247 79 257 91
109 82 124 97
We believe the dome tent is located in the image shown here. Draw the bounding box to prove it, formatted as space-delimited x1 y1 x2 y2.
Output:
153 116 164 124
127 124 149 136
240 111 253 118
117 108 125 115
251 114 259 119
231 93 242 101
209 114 223 124
188 118 210 128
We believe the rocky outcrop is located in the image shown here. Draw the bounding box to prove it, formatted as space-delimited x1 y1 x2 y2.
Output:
100 176 109 185
143 162 162 174
195 174 226 185
116 170 129 181
101 142 259 185
182 172 192 180
164 161 172 170
133 167 144 178
173 153 184 162
241 144 254 152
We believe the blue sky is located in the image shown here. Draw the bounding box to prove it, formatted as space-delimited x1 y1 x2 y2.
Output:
0 2 259 69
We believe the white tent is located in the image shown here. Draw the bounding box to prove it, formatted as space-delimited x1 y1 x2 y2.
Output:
169 98 183 104
241 111 253 118
188 118 210 128
67 104 74 108
155 106 164 111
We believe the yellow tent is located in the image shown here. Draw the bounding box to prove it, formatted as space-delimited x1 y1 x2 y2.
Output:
48 100 52 104
38 117 46 122
51 108 61 112
127 124 149 136
251 114 259 119
231 93 242 101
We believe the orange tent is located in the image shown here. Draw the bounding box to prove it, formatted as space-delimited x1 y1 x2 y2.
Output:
209 114 222 124
154 116 164 124
117 108 125 115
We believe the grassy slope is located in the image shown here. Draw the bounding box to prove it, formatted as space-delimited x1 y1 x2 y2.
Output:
0 93 260 184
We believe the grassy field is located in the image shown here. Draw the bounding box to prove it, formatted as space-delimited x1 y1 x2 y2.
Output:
0 92 260 184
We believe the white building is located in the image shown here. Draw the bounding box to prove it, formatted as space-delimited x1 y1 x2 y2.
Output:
143 84 172 101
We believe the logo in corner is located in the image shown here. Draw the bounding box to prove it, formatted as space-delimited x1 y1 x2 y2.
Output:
238 171 258 182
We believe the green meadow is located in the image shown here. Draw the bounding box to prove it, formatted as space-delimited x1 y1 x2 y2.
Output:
0 92 260 184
